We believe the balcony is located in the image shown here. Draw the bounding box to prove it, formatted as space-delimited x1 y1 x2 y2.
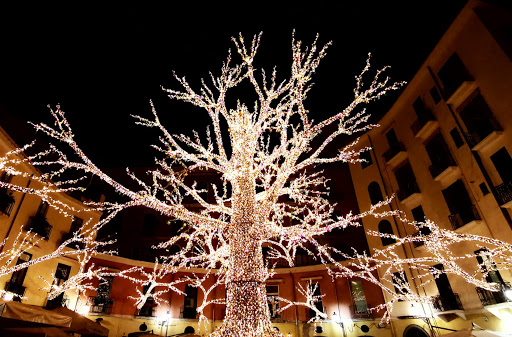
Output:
26 214 52 241
60 232 85 250
448 205 481 231
383 143 407 168
432 293 463 312
464 117 503 151
4 281 26 300
495 181 512 208
412 232 426 249
476 283 511 307
410 113 438 141
397 181 421 207
0 189 15 216
90 296 114 314
445 81 477 107
429 156 457 179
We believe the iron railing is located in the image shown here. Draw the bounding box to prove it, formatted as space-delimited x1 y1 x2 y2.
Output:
89 296 114 314
448 205 481 230
26 215 52 240
432 293 463 311
464 117 502 148
496 181 512 206
4 281 26 298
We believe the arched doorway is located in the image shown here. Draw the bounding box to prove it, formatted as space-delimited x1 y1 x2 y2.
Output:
403 324 430 337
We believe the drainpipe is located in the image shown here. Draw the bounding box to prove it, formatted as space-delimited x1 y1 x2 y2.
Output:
290 272 300 337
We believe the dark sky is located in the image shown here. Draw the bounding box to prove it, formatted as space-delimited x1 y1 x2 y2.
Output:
1 1 469 167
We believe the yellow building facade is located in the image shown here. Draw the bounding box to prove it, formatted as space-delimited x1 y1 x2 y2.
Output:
348 0 512 336
0 124 102 310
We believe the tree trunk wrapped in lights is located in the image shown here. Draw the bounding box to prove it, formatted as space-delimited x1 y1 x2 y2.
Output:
2 33 512 337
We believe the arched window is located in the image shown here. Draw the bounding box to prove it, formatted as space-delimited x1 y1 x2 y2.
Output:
378 220 396 246
184 326 195 333
368 182 384 205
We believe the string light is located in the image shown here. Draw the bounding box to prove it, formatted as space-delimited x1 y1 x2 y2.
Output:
1 32 510 337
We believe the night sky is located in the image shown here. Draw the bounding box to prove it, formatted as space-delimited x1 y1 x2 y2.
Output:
1 1 469 167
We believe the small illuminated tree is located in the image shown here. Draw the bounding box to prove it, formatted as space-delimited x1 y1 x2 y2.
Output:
1 33 512 337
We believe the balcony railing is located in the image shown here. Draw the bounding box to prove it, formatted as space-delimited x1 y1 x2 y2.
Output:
412 232 425 248
476 283 511 306
496 181 512 206
350 301 372 318
180 306 197 319
4 281 26 299
26 214 52 240
60 232 85 250
432 293 463 312
89 296 113 314
429 157 456 179
0 189 15 216
464 117 502 148
397 181 420 201
448 205 481 230
383 143 406 163
45 293 66 310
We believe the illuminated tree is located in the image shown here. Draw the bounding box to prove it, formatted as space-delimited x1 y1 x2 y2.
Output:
1 33 511 337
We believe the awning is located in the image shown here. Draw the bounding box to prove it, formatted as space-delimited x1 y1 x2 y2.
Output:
0 300 72 328
51 307 109 337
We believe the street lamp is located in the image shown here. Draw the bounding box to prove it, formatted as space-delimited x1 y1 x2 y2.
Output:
332 312 345 337
158 311 170 337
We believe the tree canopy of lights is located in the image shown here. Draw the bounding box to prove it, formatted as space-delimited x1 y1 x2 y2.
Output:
2 33 512 337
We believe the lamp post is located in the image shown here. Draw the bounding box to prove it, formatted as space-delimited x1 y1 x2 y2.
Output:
158 311 170 337
332 312 345 337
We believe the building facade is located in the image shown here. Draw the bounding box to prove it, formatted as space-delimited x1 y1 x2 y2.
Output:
349 0 512 336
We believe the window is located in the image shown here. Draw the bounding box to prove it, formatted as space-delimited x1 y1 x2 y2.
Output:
430 87 441 104
392 271 410 296
349 280 368 314
479 183 490 196
442 180 479 229
491 147 512 183
394 163 420 201
425 133 455 178
91 276 114 314
308 282 324 319
266 285 279 318
37 201 49 217
368 182 384 205
138 284 156 316
6 252 32 300
438 53 472 97
411 205 430 236
183 284 198 319
360 150 373 169
378 220 396 246
459 94 500 147
9 252 31 285
45 263 71 309
450 128 464 148
412 97 433 123
0 172 15 216
475 249 504 284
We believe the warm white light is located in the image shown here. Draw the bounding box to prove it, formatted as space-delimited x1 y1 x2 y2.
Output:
3 293 13 302
505 289 512 301
77 305 90 316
